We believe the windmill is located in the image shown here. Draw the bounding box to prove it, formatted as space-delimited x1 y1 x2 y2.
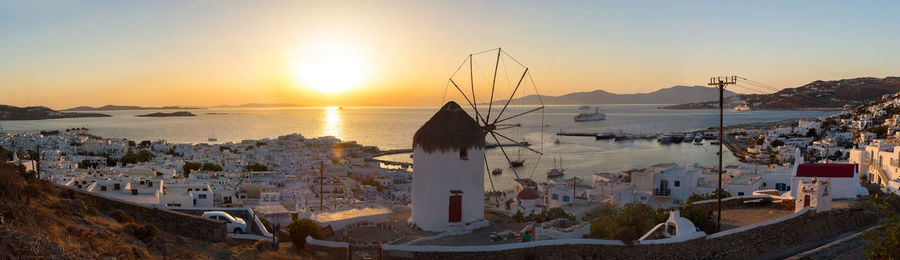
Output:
443 48 546 192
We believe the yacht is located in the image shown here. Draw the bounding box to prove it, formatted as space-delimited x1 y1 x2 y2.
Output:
546 158 565 178
694 133 703 140
614 132 627 141
574 107 606 122
492 168 503 175
683 133 694 142
657 133 675 143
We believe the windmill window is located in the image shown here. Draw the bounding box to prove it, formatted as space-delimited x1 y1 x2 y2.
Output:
459 149 468 160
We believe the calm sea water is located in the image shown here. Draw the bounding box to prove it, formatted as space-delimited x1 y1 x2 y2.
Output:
1 105 837 190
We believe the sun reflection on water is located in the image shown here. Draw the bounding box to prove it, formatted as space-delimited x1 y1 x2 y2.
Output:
322 106 342 138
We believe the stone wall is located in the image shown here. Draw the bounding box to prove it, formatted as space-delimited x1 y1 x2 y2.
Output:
380 206 877 260
65 188 228 242
306 236 350 260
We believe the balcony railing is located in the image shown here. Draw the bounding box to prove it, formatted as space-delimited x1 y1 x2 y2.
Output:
891 159 900 168
653 188 671 196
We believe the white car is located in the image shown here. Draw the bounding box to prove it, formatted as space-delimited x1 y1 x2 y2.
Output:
202 211 248 234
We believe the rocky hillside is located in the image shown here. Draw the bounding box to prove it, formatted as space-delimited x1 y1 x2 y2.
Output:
0 105 110 120
0 163 300 259
664 77 900 110
492 86 738 105
64 105 203 111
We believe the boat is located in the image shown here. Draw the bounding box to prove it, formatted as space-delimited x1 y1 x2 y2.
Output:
702 133 718 140
614 132 627 141
578 105 592 110
208 129 217 142
734 104 751 111
595 132 615 140
509 149 525 167
683 133 694 142
694 133 703 140
546 158 565 178
693 136 703 144
574 107 606 122
554 138 561 144
657 133 675 143
492 168 503 175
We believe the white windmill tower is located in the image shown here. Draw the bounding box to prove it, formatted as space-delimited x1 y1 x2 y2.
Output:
411 48 545 233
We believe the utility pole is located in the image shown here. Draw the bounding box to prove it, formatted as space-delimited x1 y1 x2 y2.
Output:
708 76 736 232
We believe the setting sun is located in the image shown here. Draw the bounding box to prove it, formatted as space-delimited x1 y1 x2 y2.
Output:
292 42 369 94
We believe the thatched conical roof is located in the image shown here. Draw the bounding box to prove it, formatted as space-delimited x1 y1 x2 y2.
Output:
413 101 485 153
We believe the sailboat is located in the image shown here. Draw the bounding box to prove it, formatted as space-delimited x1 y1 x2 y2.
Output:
546 157 565 178
208 129 217 142
509 149 525 167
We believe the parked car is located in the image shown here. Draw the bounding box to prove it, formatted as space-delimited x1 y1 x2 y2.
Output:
202 211 248 234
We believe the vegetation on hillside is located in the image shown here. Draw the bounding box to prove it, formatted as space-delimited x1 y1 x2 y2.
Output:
586 203 667 243
864 193 900 258
0 162 303 259
288 219 324 249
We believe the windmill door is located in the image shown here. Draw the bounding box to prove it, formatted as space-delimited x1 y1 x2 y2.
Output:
449 195 462 222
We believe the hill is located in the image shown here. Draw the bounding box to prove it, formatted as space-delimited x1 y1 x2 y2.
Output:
64 105 204 111
491 86 738 105
135 111 196 117
0 163 300 259
0 105 110 120
663 77 900 110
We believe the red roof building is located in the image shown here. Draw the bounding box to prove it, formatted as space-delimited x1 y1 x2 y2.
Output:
796 163 856 178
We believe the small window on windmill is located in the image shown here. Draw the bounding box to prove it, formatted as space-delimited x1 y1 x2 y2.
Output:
459 149 468 161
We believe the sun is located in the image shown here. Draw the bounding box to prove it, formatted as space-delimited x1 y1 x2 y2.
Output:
292 43 369 94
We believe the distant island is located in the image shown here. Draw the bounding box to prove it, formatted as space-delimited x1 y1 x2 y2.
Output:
213 103 303 108
64 105 205 111
135 111 196 117
488 86 738 105
0 105 111 120
663 77 900 110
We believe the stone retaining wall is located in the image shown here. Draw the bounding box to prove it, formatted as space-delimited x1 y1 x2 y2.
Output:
65 188 228 242
380 205 877 260
306 236 350 260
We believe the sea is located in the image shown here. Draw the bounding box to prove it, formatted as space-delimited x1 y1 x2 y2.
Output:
0 105 838 191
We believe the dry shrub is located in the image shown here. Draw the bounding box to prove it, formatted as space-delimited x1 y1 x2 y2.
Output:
253 239 274 252
123 223 157 242
169 249 202 259
109 209 134 224
0 164 24 201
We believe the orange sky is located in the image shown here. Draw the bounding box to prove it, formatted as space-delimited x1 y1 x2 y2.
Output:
2 1 900 109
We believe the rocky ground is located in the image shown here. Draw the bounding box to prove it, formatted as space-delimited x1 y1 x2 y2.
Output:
0 163 308 259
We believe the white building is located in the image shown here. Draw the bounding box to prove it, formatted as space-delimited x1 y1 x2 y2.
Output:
410 102 487 233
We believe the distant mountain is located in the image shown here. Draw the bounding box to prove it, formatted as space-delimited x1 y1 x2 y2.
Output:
663 77 900 110
64 105 204 111
1 105 110 120
214 103 303 108
135 111 196 117
491 86 738 105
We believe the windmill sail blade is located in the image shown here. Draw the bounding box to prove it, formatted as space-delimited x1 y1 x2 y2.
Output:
483 154 496 193
490 132 521 179
495 106 544 125
493 131 543 155
450 78 487 124
486 48 501 123
493 68 528 125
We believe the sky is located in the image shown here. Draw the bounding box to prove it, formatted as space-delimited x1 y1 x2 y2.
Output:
2 1 900 109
